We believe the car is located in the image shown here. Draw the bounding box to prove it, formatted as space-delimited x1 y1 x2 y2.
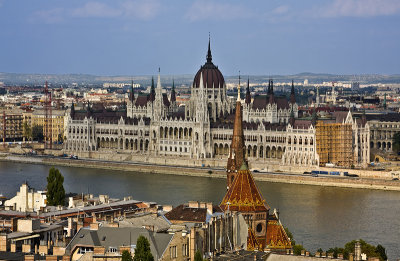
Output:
393 178 399 181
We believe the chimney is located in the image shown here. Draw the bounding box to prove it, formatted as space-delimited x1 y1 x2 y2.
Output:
188 201 199 208
206 202 213 214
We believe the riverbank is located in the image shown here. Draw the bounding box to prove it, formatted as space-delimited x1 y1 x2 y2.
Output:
1 153 400 191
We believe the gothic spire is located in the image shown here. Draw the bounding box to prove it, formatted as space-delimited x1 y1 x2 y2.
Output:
267 79 271 95
171 78 176 103
150 76 155 102
70 102 75 119
206 33 212 64
245 77 251 104
237 71 241 101
269 79 275 104
129 80 135 102
226 98 247 189
290 80 296 104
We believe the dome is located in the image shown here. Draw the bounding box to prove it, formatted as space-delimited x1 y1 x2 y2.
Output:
193 39 225 89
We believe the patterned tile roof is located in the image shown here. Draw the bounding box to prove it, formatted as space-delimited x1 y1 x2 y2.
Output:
220 162 270 213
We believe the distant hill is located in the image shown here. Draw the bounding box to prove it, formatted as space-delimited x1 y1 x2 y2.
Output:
1 72 400 86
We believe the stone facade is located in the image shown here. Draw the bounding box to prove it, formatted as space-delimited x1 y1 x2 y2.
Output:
64 42 318 167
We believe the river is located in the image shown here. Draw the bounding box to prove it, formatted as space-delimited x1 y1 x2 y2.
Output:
1 161 399 259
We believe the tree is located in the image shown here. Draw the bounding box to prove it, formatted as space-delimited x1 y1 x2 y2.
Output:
393 132 400 154
284 227 296 246
293 244 305 255
122 250 133 261
23 122 32 142
133 235 154 261
194 250 203 261
46 167 65 206
32 125 44 142
343 239 380 260
376 245 387 261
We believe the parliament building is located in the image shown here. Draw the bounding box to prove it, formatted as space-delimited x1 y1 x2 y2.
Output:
63 39 369 168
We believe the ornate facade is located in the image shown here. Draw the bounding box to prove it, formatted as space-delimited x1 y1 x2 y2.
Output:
64 40 318 167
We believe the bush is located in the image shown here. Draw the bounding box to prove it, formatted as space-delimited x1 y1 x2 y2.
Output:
194 250 203 261
293 244 305 255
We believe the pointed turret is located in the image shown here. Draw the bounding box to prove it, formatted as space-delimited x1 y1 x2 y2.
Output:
290 80 296 104
170 79 176 103
129 80 135 102
245 77 251 104
149 76 155 102
269 79 275 104
70 102 75 119
267 79 271 95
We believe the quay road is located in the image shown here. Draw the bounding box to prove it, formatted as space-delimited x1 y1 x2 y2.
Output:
3 153 400 191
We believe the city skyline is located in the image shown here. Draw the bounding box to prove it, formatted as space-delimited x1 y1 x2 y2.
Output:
1 0 400 76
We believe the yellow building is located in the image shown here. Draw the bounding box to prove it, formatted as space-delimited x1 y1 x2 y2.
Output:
316 121 353 167
31 109 65 143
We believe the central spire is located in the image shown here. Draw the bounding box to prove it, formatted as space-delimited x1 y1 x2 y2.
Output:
206 33 212 64
237 71 241 101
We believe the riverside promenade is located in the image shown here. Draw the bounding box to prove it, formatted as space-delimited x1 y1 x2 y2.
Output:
2 153 400 191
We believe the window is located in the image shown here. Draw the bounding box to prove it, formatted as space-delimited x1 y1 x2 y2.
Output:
256 223 263 233
182 244 188 256
109 247 117 253
170 246 177 258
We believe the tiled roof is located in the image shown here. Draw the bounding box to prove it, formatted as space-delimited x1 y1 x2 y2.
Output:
220 163 270 213
266 217 291 250
164 204 207 224
252 95 290 110
135 94 150 107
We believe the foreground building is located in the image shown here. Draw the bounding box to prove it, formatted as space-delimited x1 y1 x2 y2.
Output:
220 92 291 251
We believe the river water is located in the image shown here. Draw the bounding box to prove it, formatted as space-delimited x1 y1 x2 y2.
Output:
1 161 399 259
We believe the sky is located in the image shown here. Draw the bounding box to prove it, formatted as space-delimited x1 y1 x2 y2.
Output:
0 0 400 76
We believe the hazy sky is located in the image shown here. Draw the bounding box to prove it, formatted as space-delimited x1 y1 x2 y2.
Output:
1 0 400 76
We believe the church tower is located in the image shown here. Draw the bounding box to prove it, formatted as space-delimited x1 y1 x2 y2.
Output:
226 82 246 189
220 85 291 251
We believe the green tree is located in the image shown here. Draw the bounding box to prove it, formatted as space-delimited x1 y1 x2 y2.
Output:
46 167 65 206
327 247 345 258
32 125 44 142
23 122 32 142
194 250 203 261
376 244 387 261
293 244 305 255
133 235 154 261
122 250 133 261
393 132 400 154
284 227 296 246
343 240 380 260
